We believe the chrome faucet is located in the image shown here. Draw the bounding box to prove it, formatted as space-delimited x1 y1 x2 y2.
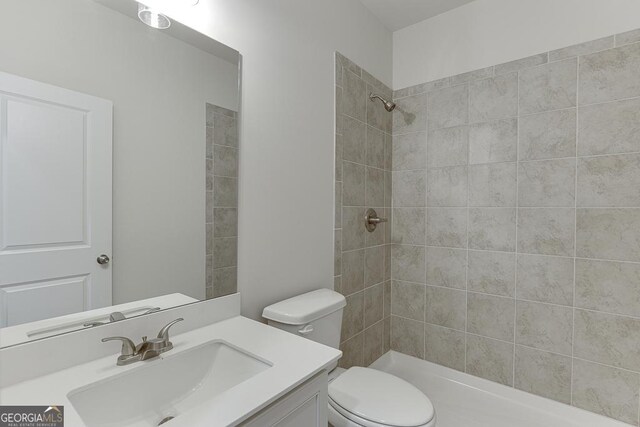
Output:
102 318 183 366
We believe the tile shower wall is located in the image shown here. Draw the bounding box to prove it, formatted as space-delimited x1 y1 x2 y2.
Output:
391 28 640 425
334 53 392 368
206 104 239 299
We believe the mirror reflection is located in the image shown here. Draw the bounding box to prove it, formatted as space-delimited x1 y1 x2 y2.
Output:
0 0 240 347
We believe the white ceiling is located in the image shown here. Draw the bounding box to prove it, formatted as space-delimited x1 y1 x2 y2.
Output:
359 0 477 31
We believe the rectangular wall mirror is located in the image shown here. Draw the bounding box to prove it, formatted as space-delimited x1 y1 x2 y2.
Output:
0 0 241 347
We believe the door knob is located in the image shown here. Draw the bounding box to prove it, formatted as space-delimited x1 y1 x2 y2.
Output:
97 254 110 265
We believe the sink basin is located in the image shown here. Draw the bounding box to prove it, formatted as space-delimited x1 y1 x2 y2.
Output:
68 341 271 426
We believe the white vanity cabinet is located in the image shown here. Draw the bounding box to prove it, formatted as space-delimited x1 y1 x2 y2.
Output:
240 371 328 427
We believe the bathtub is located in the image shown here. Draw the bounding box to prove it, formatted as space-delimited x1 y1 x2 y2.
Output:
371 351 631 427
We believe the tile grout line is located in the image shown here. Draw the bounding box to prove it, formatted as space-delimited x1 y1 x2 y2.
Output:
424 89 430 362
571 53 579 409
513 69 521 387
362 71 370 365
464 80 471 373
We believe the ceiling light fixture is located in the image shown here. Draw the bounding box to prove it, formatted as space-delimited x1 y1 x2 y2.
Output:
138 3 171 30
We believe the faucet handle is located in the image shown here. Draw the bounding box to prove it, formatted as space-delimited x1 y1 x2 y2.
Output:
101 336 137 357
157 318 184 343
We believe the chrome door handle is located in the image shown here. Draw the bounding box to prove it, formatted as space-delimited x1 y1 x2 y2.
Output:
97 254 110 265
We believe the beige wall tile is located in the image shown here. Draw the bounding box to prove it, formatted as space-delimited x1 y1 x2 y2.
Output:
517 208 575 256
577 153 640 207
468 163 517 207
342 115 366 164
468 208 517 251
519 58 577 115
519 109 576 161
339 332 364 369
366 126 385 169
364 283 384 328
469 119 517 164
576 208 640 262
392 244 426 283
343 161 365 206
425 285 466 331
364 245 385 287
427 125 469 167
425 324 465 371
393 132 427 171
342 207 366 251
469 73 518 123
516 254 574 305
426 247 467 290
427 166 468 207
468 250 515 297
467 293 515 341
572 358 640 425
393 170 426 207
391 281 425 321
392 208 426 245
427 84 469 130
341 291 364 341
366 166 385 207
514 346 571 404
515 300 573 355
576 258 640 317
213 145 238 178
342 249 364 295
466 334 514 386
578 97 640 156
580 42 640 105
213 208 237 238
363 321 384 366
426 208 467 248
391 316 425 359
343 69 366 121
213 176 238 207
518 159 576 207
574 309 640 371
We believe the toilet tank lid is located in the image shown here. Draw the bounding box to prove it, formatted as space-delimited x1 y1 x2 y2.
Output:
262 289 346 325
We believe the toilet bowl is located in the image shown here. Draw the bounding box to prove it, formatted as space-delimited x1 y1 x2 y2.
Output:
263 289 437 427
328 367 436 427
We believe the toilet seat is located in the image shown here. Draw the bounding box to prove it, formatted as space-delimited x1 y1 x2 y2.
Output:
328 367 435 427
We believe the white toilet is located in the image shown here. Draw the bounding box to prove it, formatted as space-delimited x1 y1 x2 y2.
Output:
263 289 436 427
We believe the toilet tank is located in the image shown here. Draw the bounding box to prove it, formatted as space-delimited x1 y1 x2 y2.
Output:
262 289 346 350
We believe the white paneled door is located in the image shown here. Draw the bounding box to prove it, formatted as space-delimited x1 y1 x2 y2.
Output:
0 71 112 328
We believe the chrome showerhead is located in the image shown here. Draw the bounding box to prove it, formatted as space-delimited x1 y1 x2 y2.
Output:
369 93 396 112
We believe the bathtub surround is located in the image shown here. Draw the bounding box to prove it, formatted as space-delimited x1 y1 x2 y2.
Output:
206 103 239 299
334 53 393 368
390 30 640 425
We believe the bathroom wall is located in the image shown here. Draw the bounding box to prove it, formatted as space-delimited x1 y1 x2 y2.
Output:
390 29 640 425
334 53 392 368
393 0 640 88
206 104 239 299
160 0 393 321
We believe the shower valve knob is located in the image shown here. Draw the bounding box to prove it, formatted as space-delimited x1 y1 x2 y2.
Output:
365 208 388 232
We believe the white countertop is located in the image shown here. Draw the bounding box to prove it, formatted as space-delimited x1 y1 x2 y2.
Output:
0 293 198 348
0 315 341 426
